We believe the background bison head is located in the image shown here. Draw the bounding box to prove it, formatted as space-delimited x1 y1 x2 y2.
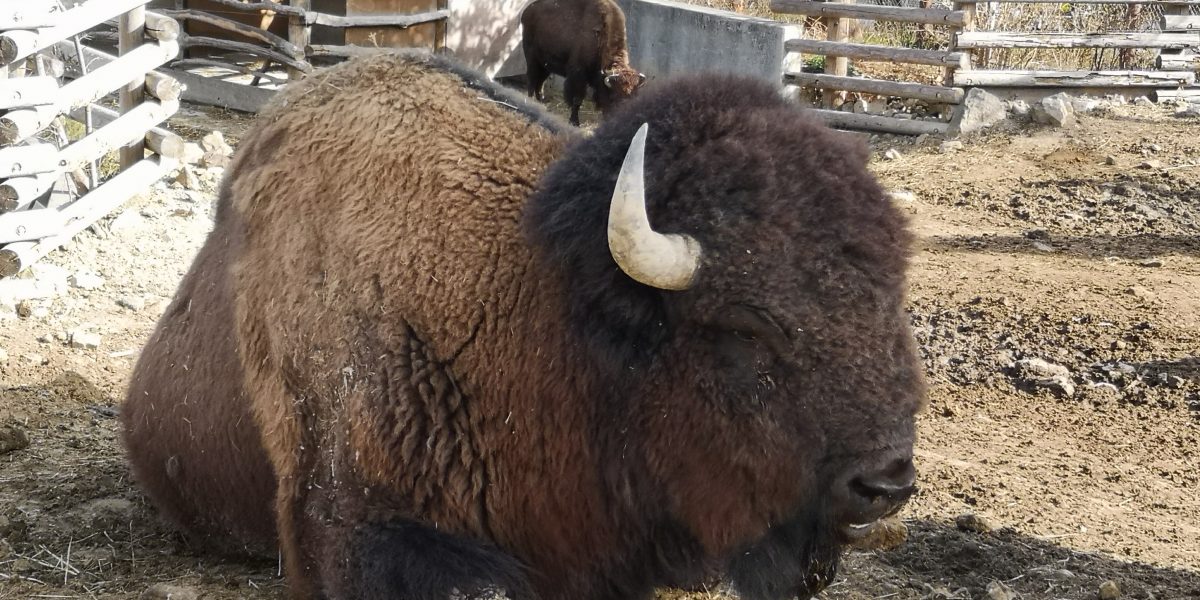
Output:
526 74 925 598
597 66 646 111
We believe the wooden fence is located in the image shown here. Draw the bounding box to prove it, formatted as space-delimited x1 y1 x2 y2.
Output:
0 0 183 277
772 0 1200 136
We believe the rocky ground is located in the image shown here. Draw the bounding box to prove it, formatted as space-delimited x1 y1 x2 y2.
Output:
1 93 1198 599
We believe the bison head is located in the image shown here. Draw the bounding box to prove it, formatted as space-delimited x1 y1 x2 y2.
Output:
596 66 646 111
527 74 923 599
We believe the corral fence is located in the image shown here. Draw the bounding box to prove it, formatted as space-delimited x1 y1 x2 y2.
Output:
107 0 451 112
0 0 183 277
771 0 1200 136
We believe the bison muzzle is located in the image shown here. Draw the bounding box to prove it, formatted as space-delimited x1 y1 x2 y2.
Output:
121 50 924 600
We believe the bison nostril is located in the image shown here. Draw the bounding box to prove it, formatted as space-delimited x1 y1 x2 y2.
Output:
850 458 916 500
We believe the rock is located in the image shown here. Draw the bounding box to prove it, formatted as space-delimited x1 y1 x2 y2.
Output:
0 347 7 364
0 424 30 455
950 88 1007 135
1174 105 1200 119
175 165 201 190
1138 160 1164 170
940 141 964 154
182 142 204 165
201 130 233 156
70 270 105 290
955 512 996 533
1031 241 1054 253
847 516 908 551
1137 258 1163 267
853 97 874 114
1071 96 1101 113
118 296 146 312
24 353 47 365
1034 93 1076 128
1112 340 1128 350
987 580 1018 600
1006 99 1031 118
884 148 902 161
15 299 34 317
1134 96 1153 107
1126 286 1153 299
1105 155 1118 165
1018 358 1071 380
1039 375 1076 398
1099 580 1121 600
141 583 200 600
889 190 917 204
68 330 102 350
200 150 231 169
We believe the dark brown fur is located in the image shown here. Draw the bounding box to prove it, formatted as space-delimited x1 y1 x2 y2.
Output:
521 0 645 125
123 50 923 600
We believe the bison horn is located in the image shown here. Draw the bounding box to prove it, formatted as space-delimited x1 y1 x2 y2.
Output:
604 74 616 88
607 123 702 290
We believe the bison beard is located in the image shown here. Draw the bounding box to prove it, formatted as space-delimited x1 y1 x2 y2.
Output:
121 49 923 600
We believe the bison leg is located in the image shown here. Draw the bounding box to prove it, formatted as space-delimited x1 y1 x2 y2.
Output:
525 59 549 103
322 519 534 600
563 75 588 126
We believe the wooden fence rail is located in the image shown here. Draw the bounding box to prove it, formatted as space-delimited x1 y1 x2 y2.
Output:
0 0 181 277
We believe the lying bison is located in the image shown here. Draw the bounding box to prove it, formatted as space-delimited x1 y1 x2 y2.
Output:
521 0 645 126
122 50 924 600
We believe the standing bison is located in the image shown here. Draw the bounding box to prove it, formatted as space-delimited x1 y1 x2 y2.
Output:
121 50 924 600
521 0 645 126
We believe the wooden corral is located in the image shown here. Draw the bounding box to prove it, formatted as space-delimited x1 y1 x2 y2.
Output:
772 0 1200 137
0 0 182 276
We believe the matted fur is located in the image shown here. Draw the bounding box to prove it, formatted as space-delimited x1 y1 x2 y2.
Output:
123 50 923 600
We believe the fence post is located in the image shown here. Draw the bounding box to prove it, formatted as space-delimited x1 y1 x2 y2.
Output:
288 0 310 80
823 0 850 108
118 5 146 169
947 0 975 85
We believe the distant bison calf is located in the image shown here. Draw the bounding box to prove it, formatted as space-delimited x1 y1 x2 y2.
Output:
521 0 645 125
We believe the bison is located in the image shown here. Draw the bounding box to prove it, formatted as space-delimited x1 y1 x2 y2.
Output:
521 0 646 126
121 50 924 600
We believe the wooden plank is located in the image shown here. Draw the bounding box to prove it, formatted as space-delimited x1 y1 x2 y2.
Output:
159 9 301 57
306 9 449 28
77 104 185 162
785 72 966 104
59 100 179 172
0 0 149 64
956 31 1200 49
0 108 56 146
1153 88 1200 101
0 172 57 213
144 11 181 41
1163 15 1200 30
0 143 60 177
786 38 970 68
0 202 67 243
0 156 173 277
120 5 148 171
807 108 950 136
957 0 1200 4
306 44 407 58
0 75 58 110
344 0 441 51
953 69 1195 87
51 40 183 103
1158 51 1199 70
199 0 305 18
771 0 967 26
160 67 275 112
0 2 60 31
54 40 179 113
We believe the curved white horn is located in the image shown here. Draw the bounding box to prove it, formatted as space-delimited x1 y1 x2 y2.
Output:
607 123 702 290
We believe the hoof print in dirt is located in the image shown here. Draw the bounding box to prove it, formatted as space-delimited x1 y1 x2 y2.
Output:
0 423 31 455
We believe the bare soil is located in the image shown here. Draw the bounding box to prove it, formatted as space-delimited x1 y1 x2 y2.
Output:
1 99 1198 599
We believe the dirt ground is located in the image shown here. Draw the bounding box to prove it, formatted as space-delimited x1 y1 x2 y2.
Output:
2 93 1199 599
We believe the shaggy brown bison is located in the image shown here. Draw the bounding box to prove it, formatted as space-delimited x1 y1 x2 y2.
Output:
121 50 924 600
521 0 645 126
